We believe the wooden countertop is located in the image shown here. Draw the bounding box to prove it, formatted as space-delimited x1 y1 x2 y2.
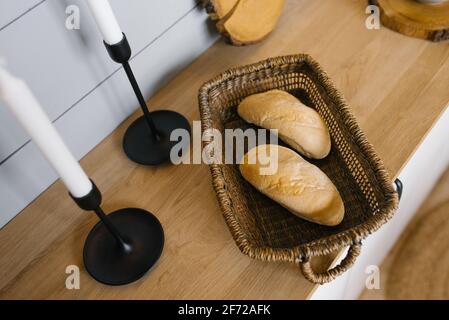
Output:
1 0 449 299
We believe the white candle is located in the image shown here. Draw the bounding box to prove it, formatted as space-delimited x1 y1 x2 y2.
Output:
86 0 123 45
0 67 92 198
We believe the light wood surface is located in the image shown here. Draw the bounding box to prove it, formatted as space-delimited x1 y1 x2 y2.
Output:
1 0 449 299
378 0 449 42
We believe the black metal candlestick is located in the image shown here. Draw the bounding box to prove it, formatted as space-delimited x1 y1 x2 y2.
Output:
104 33 190 165
71 181 164 285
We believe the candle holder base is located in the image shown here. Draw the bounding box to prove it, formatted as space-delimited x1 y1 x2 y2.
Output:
83 207 164 286
123 109 190 165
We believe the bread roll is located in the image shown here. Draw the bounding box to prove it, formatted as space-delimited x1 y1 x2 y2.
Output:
239 145 344 226
238 89 331 159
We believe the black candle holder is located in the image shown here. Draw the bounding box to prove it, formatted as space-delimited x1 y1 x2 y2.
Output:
71 180 164 285
104 33 191 165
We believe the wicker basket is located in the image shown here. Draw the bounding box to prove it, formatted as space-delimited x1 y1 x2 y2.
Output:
198 54 399 284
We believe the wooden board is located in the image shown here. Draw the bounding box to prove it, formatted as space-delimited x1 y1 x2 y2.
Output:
1 0 449 299
377 0 449 41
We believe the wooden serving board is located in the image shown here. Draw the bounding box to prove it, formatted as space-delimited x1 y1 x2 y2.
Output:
376 0 449 42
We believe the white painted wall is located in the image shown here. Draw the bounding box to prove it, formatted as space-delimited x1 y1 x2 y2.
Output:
0 0 218 228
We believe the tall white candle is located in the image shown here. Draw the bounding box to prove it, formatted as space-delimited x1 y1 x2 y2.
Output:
0 67 92 198
86 0 123 45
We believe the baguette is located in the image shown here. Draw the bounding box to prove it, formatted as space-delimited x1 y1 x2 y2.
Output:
239 144 344 226
238 89 331 159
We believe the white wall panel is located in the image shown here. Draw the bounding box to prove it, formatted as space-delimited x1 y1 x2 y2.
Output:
0 0 43 29
0 0 198 161
0 1 218 228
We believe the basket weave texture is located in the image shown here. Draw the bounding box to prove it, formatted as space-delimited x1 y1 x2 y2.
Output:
198 54 399 284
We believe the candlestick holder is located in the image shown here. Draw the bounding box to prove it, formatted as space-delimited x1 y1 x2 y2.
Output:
71 180 164 285
104 33 190 165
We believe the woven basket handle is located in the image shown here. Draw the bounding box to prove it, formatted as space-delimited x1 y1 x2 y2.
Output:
299 242 362 284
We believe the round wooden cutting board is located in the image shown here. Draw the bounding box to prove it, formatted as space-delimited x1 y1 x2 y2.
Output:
376 0 449 41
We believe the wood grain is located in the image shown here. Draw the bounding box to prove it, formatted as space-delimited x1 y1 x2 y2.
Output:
1 0 449 299
378 0 449 41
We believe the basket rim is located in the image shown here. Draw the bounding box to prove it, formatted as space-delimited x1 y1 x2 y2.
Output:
198 53 399 263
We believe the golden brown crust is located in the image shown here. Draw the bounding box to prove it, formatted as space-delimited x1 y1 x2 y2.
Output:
239 145 344 226
238 90 331 159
